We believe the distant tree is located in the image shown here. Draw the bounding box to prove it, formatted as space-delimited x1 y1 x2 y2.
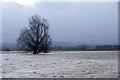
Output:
17 14 52 54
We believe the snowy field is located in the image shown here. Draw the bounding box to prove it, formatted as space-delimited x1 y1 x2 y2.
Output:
1 51 118 78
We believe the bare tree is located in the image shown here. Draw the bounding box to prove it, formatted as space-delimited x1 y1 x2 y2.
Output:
17 14 51 54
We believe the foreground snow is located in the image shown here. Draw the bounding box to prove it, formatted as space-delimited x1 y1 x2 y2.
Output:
1 51 118 78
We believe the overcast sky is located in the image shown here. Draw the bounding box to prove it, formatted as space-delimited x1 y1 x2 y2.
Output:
2 2 118 45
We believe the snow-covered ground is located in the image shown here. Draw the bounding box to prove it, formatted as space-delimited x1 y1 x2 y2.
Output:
1 51 118 78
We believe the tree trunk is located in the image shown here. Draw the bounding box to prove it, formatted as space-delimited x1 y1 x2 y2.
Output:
33 49 37 54
33 45 38 54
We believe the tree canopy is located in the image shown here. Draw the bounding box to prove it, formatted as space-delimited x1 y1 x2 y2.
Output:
17 14 51 54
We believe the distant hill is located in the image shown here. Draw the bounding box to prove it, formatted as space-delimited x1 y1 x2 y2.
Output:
51 41 78 47
2 42 76 48
2 43 16 48
2 41 81 48
1 41 118 48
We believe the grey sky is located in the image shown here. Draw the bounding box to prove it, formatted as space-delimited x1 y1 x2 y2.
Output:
2 2 118 45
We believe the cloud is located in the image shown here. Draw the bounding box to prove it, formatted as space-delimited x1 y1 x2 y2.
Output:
1 0 119 3
2 2 24 8
35 2 73 11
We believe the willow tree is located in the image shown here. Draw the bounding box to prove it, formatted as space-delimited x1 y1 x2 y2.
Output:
17 15 51 54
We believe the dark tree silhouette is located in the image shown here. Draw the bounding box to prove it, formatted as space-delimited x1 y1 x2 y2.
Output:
17 15 51 54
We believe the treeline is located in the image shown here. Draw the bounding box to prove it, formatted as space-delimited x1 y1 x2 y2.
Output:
1 45 120 51
50 45 120 51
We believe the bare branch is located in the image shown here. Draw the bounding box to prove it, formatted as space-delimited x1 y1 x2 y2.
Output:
17 14 52 54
